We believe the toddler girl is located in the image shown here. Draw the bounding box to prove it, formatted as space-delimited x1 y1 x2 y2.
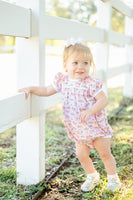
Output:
18 39 121 192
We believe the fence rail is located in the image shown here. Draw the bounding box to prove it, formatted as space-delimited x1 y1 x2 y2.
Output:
0 0 133 185
0 1 31 37
111 0 133 17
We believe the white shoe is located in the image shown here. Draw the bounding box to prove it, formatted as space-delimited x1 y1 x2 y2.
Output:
107 177 121 192
81 173 100 192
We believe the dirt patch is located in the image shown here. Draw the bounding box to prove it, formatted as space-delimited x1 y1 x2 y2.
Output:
0 135 15 148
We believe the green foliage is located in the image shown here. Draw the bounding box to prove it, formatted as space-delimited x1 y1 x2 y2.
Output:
112 8 125 33
46 0 97 23
66 0 97 24
0 36 15 53
46 0 69 19
0 167 16 183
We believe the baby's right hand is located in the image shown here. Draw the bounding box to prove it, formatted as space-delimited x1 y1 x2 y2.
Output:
18 88 30 99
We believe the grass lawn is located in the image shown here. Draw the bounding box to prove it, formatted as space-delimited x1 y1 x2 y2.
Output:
0 87 133 200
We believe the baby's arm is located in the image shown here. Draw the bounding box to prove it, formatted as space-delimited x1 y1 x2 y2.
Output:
79 91 108 123
18 85 57 99
89 91 108 114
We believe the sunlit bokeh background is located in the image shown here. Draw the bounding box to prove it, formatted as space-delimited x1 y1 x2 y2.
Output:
0 0 133 99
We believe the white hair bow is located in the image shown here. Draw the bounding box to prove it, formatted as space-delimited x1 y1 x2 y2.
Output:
65 38 82 47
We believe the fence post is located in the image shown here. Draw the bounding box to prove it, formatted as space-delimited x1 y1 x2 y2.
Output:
95 0 111 95
123 16 133 98
16 0 46 185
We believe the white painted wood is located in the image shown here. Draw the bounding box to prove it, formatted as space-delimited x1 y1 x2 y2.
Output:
123 16 133 98
0 92 62 134
96 0 112 96
0 93 30 133
111 0 133 18
0 0 31 37
41 14 105 42
107 64 131 79
108 31 131 45
132 64 133 70
97 1 112 30
31 93 61 117
41 14 133 45
16 0 46 185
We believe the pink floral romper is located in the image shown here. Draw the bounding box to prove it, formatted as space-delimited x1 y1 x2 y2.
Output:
52 72 113 149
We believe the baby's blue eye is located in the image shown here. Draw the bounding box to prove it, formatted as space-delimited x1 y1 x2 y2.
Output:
84 62 88 65
73 62 78 65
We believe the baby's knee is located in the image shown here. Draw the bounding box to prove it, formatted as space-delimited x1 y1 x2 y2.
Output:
100 152 112 161
75 142 90 161
76 148 89 161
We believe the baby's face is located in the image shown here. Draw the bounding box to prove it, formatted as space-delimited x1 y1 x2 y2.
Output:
64 53 90 80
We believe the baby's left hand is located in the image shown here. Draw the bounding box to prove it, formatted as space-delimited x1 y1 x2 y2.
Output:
79 109 91 123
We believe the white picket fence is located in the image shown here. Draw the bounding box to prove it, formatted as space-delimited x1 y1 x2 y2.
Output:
0 0 133 185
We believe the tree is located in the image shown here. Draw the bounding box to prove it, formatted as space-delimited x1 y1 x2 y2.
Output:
46 0 69 19
0 36 15 53
46 0 97 24
112 8 125 33
67 0 97 24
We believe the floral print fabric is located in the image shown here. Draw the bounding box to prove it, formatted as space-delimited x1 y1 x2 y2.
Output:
52 72 113 149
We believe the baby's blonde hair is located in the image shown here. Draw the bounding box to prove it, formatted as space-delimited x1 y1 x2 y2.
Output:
63 43 96 75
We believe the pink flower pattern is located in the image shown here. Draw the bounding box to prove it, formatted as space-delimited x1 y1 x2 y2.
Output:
52 72 113 149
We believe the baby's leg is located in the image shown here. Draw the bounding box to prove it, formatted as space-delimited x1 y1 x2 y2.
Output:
93 137 116 175
93 137 121 191
75 143 96 174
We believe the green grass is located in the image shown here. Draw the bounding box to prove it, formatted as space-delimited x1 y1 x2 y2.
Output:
0 87 133 199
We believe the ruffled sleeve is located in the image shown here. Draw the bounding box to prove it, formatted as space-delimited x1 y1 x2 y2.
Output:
89 78 103 97
52 72 64 92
